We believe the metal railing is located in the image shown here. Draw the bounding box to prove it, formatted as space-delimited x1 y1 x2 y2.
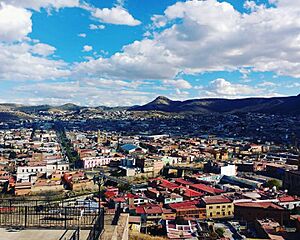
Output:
86 208 105 240
0 200 103 230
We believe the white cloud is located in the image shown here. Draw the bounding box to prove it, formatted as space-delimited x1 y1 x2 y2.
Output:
78 33 86 38
13 80 154 106
206 78 258 96
76 0 300 81
2 0 80 11
0 42 70 81
89 24 105 30
258 81 278 87
198 78 281 98
0 3 32 42
74 39 180 80
92 6 141 26
82 45 93 52
162 79 192 89
30 43 56 56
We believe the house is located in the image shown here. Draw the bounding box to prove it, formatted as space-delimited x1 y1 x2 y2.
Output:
254 219 288 240
162 193 183 205
16 164 47 182
234 201 290 224
166 220 198 239
200 195 234 219
277 195 300 210
177 187 204 200
135 204 163 227
169 200 206 220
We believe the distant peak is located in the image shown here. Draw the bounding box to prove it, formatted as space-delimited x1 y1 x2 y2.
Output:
61 103 78 107
152 96 172 105
155 96 171 101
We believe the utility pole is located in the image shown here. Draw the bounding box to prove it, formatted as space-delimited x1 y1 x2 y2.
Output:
93 173 106 212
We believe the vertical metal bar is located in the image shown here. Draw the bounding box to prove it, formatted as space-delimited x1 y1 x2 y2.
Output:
64 208 67 229
24 206 28 228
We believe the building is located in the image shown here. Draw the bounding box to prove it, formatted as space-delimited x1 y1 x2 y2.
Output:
277 195 300 210
135 204 163 227
283 170 300 196
169 200 206 220
221 164 236 176
234 202 290 224
17 165 47 182
254 219 288 240
200 195 234 219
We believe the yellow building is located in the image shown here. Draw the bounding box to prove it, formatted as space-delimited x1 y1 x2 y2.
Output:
201 195 234 219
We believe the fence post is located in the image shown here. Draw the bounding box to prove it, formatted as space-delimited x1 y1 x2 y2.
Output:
24 206 28 228
77 227 80 240
64 208 67 229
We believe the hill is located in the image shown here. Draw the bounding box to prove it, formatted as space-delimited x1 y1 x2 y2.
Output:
130 95 300 115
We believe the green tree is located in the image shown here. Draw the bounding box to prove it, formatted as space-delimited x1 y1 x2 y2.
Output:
215 228 225 237
266 179 282 189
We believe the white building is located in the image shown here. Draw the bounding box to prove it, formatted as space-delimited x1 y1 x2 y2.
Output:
17 165 47 182
221 165 236 176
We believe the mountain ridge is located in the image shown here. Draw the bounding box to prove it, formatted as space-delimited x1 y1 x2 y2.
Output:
130 94 300 115
0 94 300 116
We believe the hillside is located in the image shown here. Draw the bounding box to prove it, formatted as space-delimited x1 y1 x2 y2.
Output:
130 95 300 115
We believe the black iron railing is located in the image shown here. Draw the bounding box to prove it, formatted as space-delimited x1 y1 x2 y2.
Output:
0 199 104 231
86 209 105 240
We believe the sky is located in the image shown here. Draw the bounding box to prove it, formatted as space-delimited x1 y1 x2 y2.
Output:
0 0 299 106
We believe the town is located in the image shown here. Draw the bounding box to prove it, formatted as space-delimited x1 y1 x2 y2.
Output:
0 111 299 240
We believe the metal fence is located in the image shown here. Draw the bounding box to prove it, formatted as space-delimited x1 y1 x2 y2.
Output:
86 212 105 240
0 199 104 231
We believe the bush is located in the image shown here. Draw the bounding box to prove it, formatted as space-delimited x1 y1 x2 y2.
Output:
215 227 225 237
266 179 282 189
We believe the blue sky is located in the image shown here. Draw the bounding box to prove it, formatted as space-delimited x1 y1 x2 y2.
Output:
0 0 299 106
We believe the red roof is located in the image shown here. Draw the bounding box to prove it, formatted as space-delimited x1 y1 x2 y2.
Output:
191 183 224 194
202 196 232 205
160 180 180 190
105 191 117 198
136 204 163 214
125 193 138 199
113 197 126 202
234 202 284 209
174 178 193 186
169 200 199 210
278 196 298 202
182 187 204 198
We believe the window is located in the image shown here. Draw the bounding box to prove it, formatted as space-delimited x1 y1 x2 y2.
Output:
209 206 213 209
216 206 220 209
210 213 212 217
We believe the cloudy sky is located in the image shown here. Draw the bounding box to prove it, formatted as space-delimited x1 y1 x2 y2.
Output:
0 0 299 106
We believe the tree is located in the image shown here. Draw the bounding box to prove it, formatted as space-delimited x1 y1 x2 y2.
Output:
8 151 16 159
215 227 225 237
118 183 131 192
266 179 282 189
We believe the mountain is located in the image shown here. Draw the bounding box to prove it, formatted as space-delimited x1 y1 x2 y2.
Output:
131 95 300 115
